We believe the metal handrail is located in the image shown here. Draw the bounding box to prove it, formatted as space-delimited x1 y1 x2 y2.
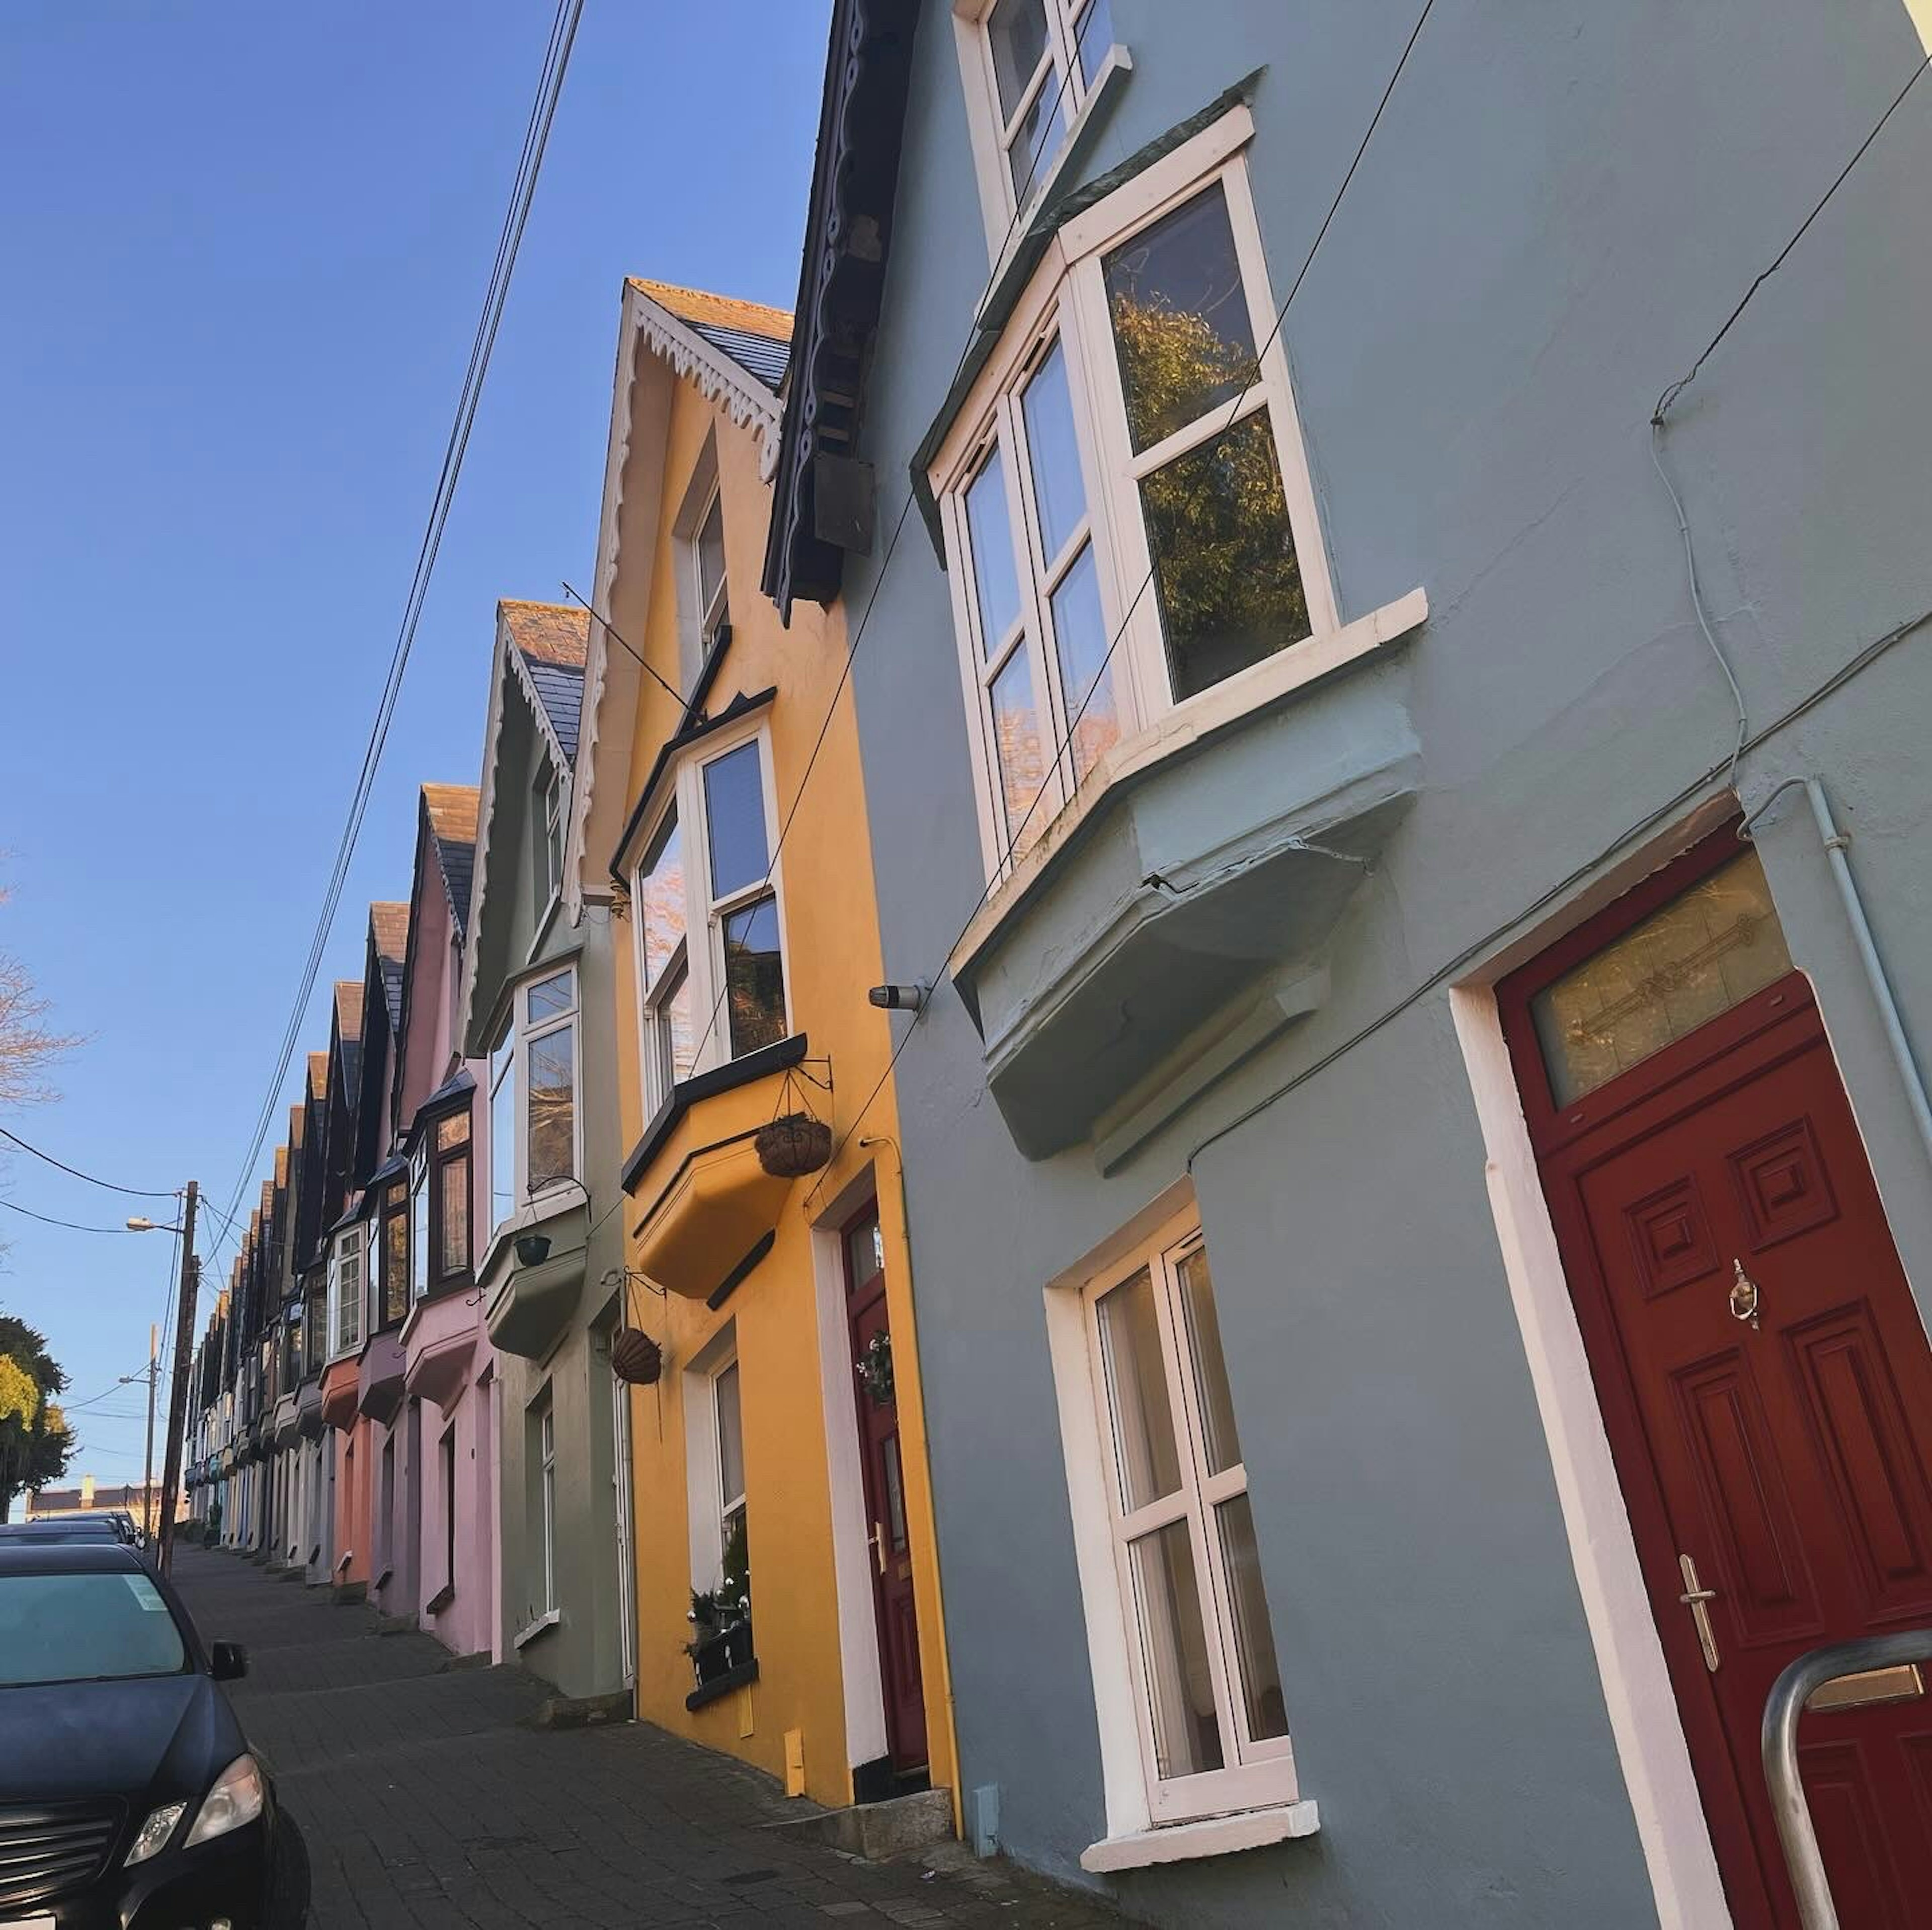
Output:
1760 1628 1932 1928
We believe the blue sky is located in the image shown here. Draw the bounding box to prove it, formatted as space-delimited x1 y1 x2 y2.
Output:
0 0 826 1487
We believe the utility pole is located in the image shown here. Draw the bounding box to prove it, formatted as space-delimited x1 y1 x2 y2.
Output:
141 1322 158 1540
156 1180 199 1575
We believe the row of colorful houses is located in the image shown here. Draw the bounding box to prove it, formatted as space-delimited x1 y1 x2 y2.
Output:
189 1 1932 1923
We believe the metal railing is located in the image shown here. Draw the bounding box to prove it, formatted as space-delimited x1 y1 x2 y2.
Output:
1761 1628 1932 1928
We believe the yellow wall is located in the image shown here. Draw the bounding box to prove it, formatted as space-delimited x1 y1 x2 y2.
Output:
607 356 957 1812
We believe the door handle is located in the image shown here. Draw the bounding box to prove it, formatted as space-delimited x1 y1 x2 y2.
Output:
869 1521 888 1577
1679 1552 1721 1672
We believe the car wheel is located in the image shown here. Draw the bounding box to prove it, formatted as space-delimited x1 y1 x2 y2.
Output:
269 1811 312 1929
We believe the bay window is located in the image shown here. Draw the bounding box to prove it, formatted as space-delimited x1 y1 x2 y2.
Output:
487 966 580 1243
328 1225 364 1359
631 726 790 1118
958 0 1118 231
934 121 1339 884
412 1109 473 1303
410 1143 431 1305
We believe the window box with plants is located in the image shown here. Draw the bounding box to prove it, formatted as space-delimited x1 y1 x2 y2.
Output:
684 1512 754 1708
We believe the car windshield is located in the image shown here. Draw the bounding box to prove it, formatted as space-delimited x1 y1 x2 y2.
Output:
0 1570 188 1687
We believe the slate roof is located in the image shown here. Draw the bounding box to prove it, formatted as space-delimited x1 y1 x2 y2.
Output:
501 600 590 762
422 784 479 938
370 902 409 1032
629 279 792 393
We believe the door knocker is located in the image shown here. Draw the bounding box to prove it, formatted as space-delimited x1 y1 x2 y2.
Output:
1729 1258 1762 1331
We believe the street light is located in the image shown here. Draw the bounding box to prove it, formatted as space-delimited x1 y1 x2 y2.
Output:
127 1184 200 1570
125 1216 182 1233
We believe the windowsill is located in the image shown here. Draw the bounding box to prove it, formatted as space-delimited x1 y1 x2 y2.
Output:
981 45 1133 294
425 1582 456 1616
685 1656 759 1712
621 1033 809 1193
1079 1801 1321 1873
513 1608 562 1651
476 1179 591 1284
952 588 1428 980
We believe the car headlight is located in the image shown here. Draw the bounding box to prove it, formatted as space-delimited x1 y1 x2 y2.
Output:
183 1753 265 1848
125 1800 187 1866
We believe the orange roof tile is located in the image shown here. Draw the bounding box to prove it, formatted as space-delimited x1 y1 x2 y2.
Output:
370 902 409 966
499 600 589 668
628 278 791 343
334 981 364 1044
289 1103 305 1151
307 1052 329 1102
423 783 479 846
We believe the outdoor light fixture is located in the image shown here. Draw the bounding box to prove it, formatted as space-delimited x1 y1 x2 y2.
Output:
515 1233 552 1267
867 983 928 1013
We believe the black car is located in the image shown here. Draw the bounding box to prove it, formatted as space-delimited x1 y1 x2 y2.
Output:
0 1543 305 1927
0 1520 128 1547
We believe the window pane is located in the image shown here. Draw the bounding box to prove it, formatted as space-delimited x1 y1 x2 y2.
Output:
845 1213 885 1294
383 1211 409 1326
490 1046 517 1229
1216 1493 1289 1742
1127 1520 1224 1779
1105 186 1260 454
965 446 1024 657
439 1152 470 1278
696 491 727 617
986 0 1049 120
638 811 686 993
703 742 770 902
715 1363 745 1507
1075 0 1113 85
655 955 696 1093
1174 1245 1240 1476
526 969 573 1023
1143 410 1309 701
989 648 1048 856
526 1022 576 1191
1049 543 1120 783
1530 848 1793 1108
437 1110 470 1151
1022 339 1086 563
411 1177 430 1302
722 893 786 1058
1006 74 1066 203
1095 1268 1181 1511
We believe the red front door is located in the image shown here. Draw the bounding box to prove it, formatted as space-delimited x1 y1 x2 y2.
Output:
1501 831 1932 1926
841 1202 927 1775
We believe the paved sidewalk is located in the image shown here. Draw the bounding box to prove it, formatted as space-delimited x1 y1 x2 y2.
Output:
172 1548 1121 1930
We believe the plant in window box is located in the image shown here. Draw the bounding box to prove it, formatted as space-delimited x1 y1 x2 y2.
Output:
685 1511 752 1686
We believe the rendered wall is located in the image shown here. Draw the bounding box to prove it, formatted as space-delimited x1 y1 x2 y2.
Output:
834 1 1932 1922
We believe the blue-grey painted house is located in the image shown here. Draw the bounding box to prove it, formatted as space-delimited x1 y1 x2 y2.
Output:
764 2 1932 1923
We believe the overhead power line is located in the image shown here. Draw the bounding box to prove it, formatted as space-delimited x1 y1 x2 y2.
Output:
212 0 584 1240
0 1197 144 1234
0 1124 176 1198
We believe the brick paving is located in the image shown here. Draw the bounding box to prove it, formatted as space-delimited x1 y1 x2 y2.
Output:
171 1548 1123 1930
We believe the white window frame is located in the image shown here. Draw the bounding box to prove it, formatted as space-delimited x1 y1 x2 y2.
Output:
691 481 730 650
328 1223 364 1360
932 111 1340 888
538 1399 557 1615
682 1322 743 1597
1046 1199 1300 1833
409 1142 431 1305
534 759 566 919
629 719 791 1119
486 964 584 1242
953 0 1121 252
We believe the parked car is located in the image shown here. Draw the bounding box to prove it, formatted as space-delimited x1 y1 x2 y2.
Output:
0 1542 306 1926
0 1519 127 1545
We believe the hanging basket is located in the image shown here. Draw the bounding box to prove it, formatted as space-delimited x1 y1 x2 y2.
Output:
611 1326 663 1386
756 1112 832 1179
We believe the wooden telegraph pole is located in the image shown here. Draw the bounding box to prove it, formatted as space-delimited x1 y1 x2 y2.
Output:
156 1180 200 1574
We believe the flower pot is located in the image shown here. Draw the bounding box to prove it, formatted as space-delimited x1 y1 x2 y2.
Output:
755 1114 832 1179
611 1327 663 1386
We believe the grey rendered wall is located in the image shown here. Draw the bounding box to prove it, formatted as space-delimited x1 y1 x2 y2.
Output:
838 1 1932 1923
484 698 629 1703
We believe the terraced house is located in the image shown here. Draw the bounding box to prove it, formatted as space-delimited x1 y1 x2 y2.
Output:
567 278 956 1813
764 1 1932 1923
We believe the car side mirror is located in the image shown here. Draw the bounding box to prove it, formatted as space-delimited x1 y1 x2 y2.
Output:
210 1642 249 1682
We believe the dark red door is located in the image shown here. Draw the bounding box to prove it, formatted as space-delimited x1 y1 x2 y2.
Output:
842 1202 926 1774
1501 832 1932 1927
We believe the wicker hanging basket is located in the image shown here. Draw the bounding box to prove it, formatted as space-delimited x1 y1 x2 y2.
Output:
611 1326 663 1386
756 1112 833 1178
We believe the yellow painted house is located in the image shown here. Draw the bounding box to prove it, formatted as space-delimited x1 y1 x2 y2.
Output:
564 279 957 1815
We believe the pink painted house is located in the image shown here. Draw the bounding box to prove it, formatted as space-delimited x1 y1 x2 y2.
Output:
385 782 500 1662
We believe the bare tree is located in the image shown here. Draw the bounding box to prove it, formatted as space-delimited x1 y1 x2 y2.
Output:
0 882 79 1109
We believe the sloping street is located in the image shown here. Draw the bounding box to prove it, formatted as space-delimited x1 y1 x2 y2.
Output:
171 1548 1119 1930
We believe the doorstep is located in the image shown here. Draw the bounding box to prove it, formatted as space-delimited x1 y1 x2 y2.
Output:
770 1787 954 1860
